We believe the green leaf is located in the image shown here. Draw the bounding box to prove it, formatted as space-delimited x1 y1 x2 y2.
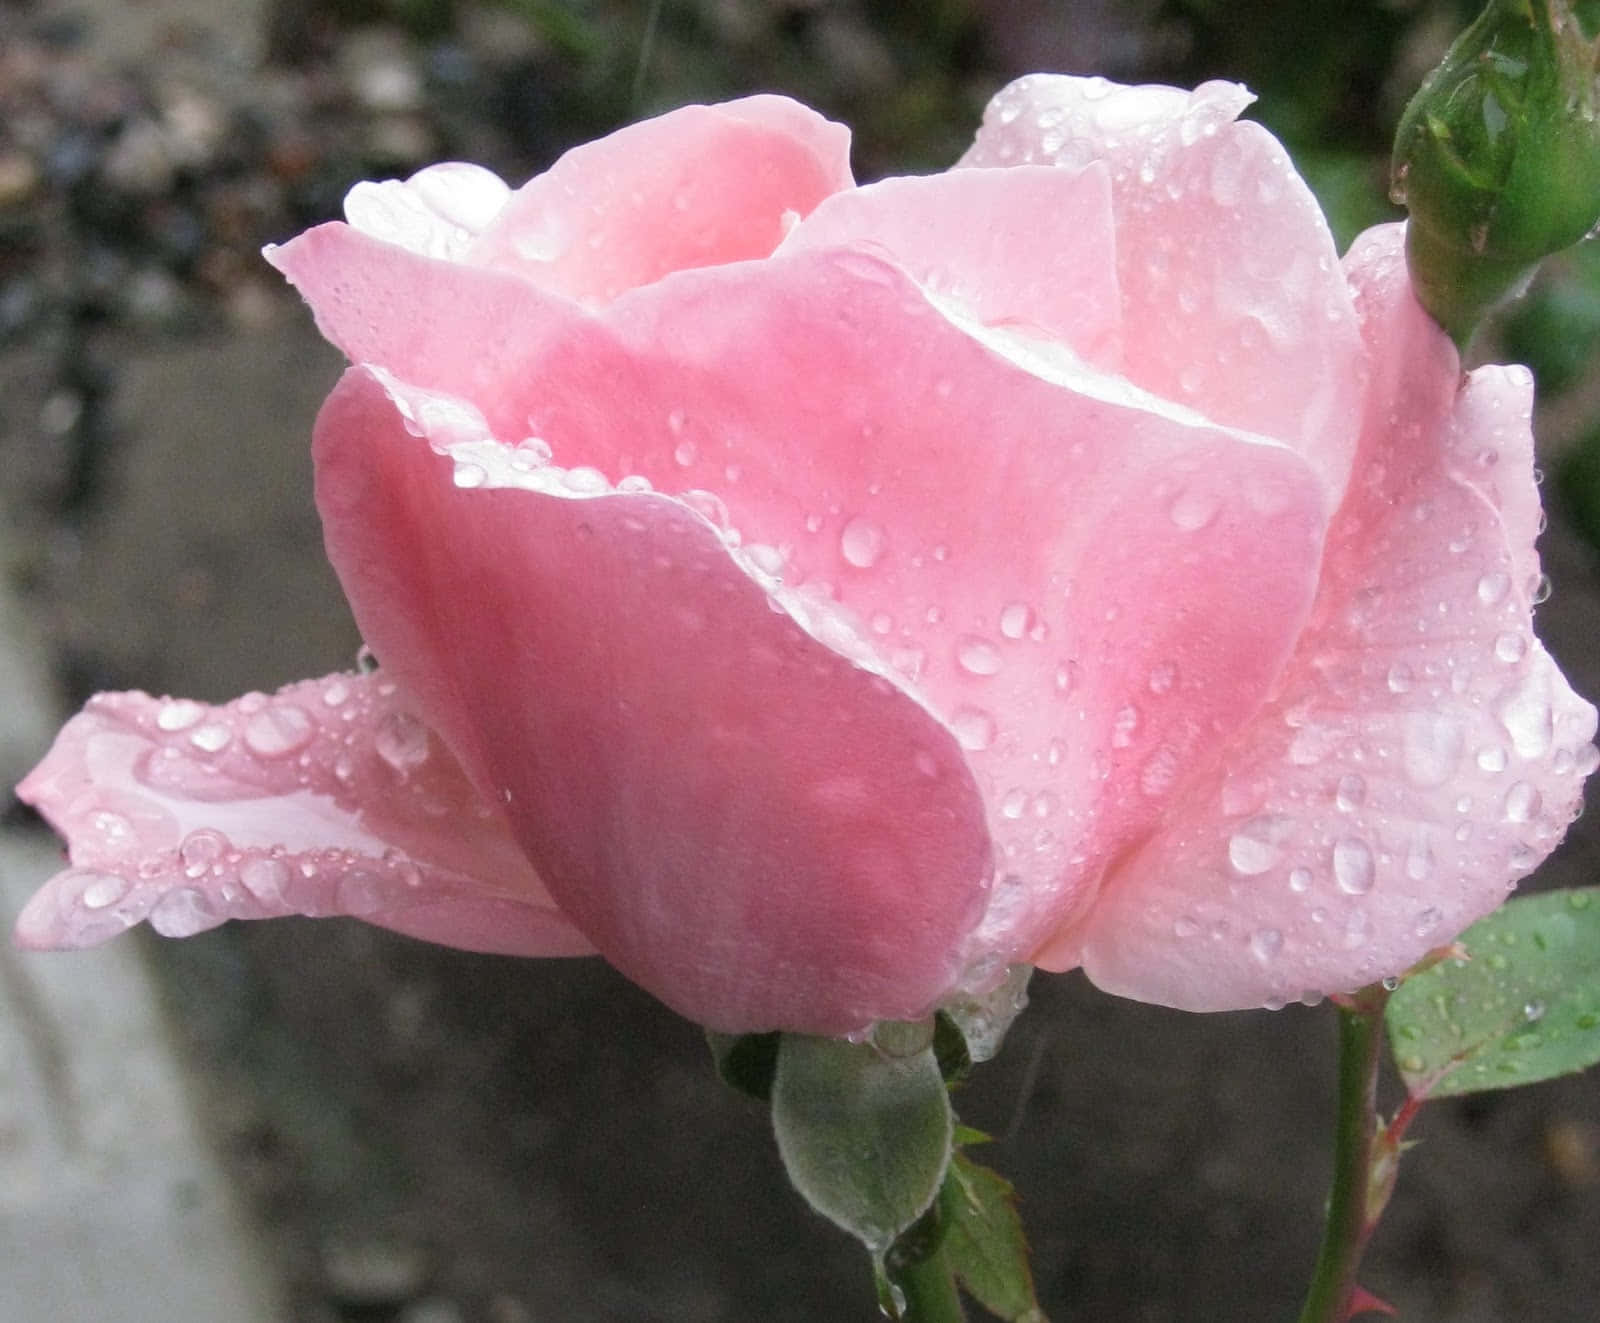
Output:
1386 888 1600 1098
940 1151 1046 1323
771 1032 953 1252
706 1030 781 1101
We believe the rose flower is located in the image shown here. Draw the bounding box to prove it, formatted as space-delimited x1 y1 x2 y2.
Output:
15 77 1596 1035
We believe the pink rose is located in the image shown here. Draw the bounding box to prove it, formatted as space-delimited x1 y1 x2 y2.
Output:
15 78 1596 1034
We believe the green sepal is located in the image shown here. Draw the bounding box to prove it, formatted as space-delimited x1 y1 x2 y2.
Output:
938 1151 1047 1323
1386 887 1600 1097
771 1032 953 1253
705 1030 782 1101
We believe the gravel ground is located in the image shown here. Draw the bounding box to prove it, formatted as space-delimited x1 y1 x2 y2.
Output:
3 3 1600 1321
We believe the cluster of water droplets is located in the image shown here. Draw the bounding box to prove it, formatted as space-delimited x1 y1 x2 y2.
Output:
27 667 502 949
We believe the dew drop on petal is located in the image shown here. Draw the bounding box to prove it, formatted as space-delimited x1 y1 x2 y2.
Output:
950 707 996 752
1288 867 1312 893
240 856 290 904
1250 928 1283 964
1494 631 1528 664
1228 816 1285 876
1402 712 1464 787
1335 773 1366 812
839 516 887 569
1333 838 1375 895
244 703 316 759
1168 486 1219 531
178 829 228 879
322 679 351 707
1174 915 1200 939
1476 745 1509 773
155 699 205 732
188 722 233 754
452 460 487 489
1503 781 1541 823
375 710 430 775
149 887 223 938
956 635 1003 677
998 602 1035 640
1147 662 1177 695
1111 704 1140 748
1386 663 1413 695
1139 745 1181 797
1476 572 1510 606
80 873 131 911
1001 789 1028 820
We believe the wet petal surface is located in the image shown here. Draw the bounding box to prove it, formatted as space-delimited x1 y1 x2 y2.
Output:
14 671 591 956
1047 225 1600 1009
315 365 994 1034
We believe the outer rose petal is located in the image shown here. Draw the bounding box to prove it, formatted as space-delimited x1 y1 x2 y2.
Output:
1041 224 1599 1009
314 366 994 1035
14 672 591 957
464 96 854 304
961 75 1363 494
776 163 1124 367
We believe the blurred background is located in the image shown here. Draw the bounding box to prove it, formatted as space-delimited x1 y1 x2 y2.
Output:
2 1 1599 1319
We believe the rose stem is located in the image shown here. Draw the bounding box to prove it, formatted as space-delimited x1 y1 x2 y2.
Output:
1294 988 1389 1323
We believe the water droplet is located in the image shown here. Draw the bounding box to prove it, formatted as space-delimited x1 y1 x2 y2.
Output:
1476 571 1510 606
1111 704 1140 748
244 704 315 759
1250 928 1283 963
1168 486 1219 531
1476 745 1509 773
1400 1054 1426 1073
150 887 223 937
1415 905 1442 936
1288 867 1312 893
1139 746 1181 797
1531 574 1553 605
1494 631 1527 664
189 722 232 754
998 602 1035 640
1047 739 1066 767
1498 673 1554 758
1335 773 1366 812
1386 662 1413 694
452 460 487 488
1405 840 1435 881
1333 838 1375 895
156 699 205 732
951 707 996 752
240 857 289 903
1147 662 1177 695
322 680 351 707
1403 712 1464 787
1001 789 1028 820
375 710 429 775
336 870 388 915
956 635 1003 677
839 516 886 569
563 465 609 493
673 440 697 467
1054 662 1078 694
1228 815 1286 876
1174 915 1200 939
1381 975 1401 992
1342 908 1371 948
1503 781 1541 823
80 873 130 910
681 489 729 528
1524 999 1547 1023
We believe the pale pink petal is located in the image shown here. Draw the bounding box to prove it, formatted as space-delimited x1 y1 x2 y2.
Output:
777 163 1123 367
342 162 512 261
14 672 591 957
1041 224 1599 1010
313 240 1331 1008
462 95 854 304
314 365 994 1035
961 75 1363 494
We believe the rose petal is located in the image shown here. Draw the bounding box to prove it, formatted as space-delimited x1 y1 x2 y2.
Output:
463 95 854 304
777 162 1123 367
961 75 1363 494
314 365 994 1035
14 672 591 957
1043 224 1599 1010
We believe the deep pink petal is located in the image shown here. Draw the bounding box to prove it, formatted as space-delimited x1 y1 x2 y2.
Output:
1042 224 1599 1009
14 672 591 957
462 95 853 304
777 163 1123 367
961 75 1363 494
313 365 994 1035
